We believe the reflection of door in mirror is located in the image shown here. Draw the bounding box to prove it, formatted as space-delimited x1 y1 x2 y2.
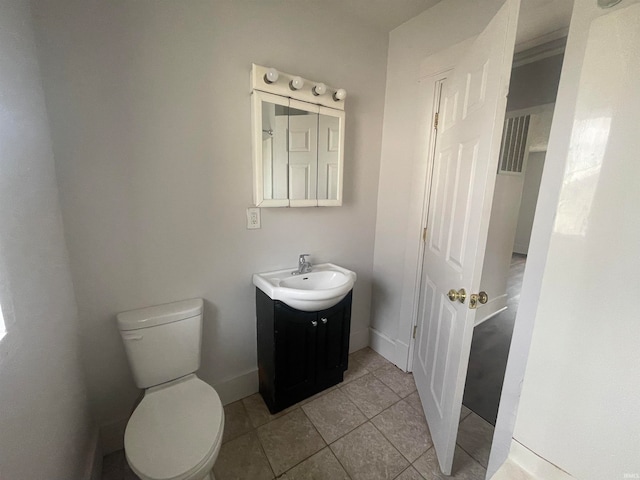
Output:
287 107 318 201
262 101 288 201
318 114 340 201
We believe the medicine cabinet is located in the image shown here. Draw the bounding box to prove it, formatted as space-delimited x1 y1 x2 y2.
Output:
251 64 345 207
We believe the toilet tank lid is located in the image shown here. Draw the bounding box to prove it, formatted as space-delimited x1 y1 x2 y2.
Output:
117 298 203 331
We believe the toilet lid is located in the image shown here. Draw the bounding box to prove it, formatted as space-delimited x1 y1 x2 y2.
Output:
125 375 224 480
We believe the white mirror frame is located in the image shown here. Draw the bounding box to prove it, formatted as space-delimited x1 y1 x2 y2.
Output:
252 90 290 207
251 91 345 207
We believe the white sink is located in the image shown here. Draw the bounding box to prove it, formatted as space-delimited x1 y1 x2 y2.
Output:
252 263 356 312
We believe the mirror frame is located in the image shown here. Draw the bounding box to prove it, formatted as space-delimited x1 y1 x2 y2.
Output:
251 91 345 207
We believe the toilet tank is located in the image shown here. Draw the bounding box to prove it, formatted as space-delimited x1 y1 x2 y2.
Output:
117 298 203 389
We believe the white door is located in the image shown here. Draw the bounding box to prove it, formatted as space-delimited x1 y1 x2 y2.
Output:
412 0 519 474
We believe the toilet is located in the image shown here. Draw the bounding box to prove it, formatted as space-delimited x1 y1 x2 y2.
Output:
117 298 224 480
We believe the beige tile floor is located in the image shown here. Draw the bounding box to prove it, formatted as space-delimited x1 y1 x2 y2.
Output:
102 347 494 480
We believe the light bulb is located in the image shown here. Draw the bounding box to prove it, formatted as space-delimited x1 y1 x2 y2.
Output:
289 76 304 90
312 83 327 96
264 68 279 84
333 88 347 101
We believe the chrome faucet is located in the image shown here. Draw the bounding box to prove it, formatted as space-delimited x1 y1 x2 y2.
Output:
292 254 312 275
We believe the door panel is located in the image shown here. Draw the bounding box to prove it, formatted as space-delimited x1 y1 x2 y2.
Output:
412 0 519 474
274 303 317 404
316 292 352 387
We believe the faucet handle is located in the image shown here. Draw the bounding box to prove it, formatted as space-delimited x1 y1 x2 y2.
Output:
299 254 310 264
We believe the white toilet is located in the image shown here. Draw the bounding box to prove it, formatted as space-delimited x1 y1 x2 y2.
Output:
117 298 224 480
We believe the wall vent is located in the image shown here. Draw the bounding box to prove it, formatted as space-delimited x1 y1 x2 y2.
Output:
498 114 530 174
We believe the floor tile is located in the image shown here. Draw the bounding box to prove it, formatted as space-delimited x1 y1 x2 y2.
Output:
456 412 494 467
371 400 432 462
241 393 287 428
342 357 370 385
280 447 350 480
340 373 400 418
222 400 253 444
350 347 391 371
302 388 367 443
372 363 417 398
256 409 325 476
331 422 409 480
413 446 485 480
460 404 472 421
394 466 426 480
213 431 274 480
404 391 425 419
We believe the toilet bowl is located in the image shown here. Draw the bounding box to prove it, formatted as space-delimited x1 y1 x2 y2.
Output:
124 375 224 480
117 299 224 480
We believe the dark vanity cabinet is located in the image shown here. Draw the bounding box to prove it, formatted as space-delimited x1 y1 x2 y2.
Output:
256 289 352 413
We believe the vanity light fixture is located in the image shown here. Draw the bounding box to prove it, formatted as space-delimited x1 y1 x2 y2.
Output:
264 67 279 84
290 76 304 90
333 88 347 102
312 83 327 96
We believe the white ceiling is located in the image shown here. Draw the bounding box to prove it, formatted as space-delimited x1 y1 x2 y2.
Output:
327 0 573 45
323 0 443 32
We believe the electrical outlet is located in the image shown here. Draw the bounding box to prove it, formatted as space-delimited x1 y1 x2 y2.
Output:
247 207 261 229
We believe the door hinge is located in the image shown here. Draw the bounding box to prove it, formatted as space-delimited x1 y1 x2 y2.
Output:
434 112 439 130
412 325 417 339
422 227 427 242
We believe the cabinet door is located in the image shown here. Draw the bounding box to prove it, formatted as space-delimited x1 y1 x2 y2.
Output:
274 303 317 404
316 293 352 387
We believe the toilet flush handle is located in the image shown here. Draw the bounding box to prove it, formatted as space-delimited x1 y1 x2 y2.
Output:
122 334 143 341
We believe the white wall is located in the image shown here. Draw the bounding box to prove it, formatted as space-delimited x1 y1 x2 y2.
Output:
0 1 95 478
490 1 640 477
371 0 504 366
513 151 545 254
31 0 388 451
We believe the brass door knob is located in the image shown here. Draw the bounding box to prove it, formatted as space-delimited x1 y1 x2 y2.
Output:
477 291 488 304
447 288 466 303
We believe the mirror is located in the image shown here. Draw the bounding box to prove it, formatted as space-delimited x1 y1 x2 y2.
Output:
252 91 344 207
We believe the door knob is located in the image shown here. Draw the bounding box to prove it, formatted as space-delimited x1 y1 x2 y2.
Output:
447 288 466 304
469 291 489 309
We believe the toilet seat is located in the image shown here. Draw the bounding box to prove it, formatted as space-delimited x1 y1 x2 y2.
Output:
124 375 224 480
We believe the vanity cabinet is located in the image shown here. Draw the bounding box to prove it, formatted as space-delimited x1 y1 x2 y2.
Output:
256 289 352 413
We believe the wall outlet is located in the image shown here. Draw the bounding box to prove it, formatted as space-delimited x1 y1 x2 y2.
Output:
247 207 261 229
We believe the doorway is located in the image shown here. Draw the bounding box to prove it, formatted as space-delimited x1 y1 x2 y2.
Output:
454 39 565 467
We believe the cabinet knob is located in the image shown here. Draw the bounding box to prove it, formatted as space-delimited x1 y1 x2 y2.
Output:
321 318 328 324
311 320 318 327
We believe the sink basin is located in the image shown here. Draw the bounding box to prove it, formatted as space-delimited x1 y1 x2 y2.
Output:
252 263 356 312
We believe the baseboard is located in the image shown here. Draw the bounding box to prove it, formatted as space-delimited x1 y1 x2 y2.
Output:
349 327 369 353
83 426 102 480
513 243 529 255
475 294 508 327
369 327 397 364
213 368 259 406
491 440 576 480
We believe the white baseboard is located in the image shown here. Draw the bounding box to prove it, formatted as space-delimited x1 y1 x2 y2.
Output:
513 243 529 255
100 418 128 456
475 294 508 327
369 327 398 364
84 426 102 480
213 369 259 406
349 327 370 353
491 440 575 480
